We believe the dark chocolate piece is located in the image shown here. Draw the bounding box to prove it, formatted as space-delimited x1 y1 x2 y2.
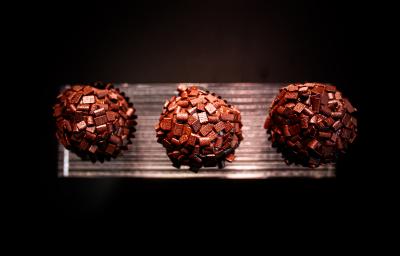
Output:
199 123 213 136
94 108 106 117
198 112 208 124
199 137 211 146
205 103 217 115
176 112 189 122
214 121 226 133
94 115 108 126
160 118 172 131
82 95 95 104
76 121 87 131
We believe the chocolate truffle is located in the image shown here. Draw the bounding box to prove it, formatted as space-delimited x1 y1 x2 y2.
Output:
53 82 137 162
264 83 357 168
156 85 243 171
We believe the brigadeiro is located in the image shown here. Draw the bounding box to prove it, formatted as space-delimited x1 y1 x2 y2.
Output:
264 83 358 168
53 82 137 162
155 85 243 171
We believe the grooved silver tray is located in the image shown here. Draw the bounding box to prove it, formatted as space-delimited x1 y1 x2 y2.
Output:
58 83 335 179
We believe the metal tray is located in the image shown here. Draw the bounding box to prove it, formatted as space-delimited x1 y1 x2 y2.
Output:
58 83 335 179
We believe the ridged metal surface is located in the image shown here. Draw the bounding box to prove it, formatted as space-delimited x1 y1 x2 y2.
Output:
58 83 335 178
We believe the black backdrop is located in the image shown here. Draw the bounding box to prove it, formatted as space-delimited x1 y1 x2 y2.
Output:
28 0 383 220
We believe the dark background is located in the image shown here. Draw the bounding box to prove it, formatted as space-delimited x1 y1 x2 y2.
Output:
21 0 385 220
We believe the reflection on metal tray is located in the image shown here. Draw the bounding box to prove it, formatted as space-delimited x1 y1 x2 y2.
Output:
58 83 335 179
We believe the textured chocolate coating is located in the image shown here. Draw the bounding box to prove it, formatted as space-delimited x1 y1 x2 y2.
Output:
53 82 137 162
264 83 357 168
156 85 243 171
